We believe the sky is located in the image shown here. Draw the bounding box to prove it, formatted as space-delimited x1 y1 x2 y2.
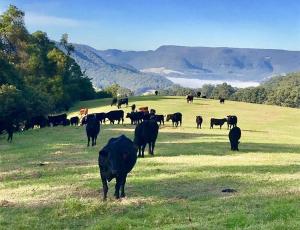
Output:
1 0 300 51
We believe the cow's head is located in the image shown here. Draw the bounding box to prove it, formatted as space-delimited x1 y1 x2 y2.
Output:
166 114 172 121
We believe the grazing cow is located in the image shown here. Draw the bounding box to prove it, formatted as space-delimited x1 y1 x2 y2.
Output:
220 98 225 104
155 90 158 96
196 116 203 129
111 98 118 106
106 110 124 124
95 113 106 124
150 114 164 125
70 116 79 126
197 92 201 97
229 127 241 151
227 115 238 129
24 116 48 129
98 135 137 200
201 96 207 99
186 95 194 103
86 114 100 147
79 108 88 116
48 114 67 126
0 121 14 142
117 98 128 109
210 118 227 129
131 104 136 112
134 120 159 157
166 112 182 127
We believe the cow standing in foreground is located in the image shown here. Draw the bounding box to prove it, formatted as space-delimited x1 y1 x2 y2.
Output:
98 135 137 200
229 127 241 151
86 114 100 146
196 116 203 129
166 112 182 127
220 98 225 104
227 115 238 129
210 118 227 129
134 120 159 157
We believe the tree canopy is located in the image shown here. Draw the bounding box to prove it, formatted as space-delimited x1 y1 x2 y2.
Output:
0 5 95 123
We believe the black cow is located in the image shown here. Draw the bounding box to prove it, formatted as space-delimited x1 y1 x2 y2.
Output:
186 95 194 103
86 114 100 147
150 114 164 125
98 135 137 200
134 120 159 157
220 98 225 104
210 118 227 129
155 90 158 96
48 114 67 127
197 92 201 97
117 98 128 109
229 127 241 151
95 113 106 124
126 112 143 125
106 110 124 124
227 115 238 129
131 104 136 112
166 112 182 127
0 121 14 142
70 116 79 126
196 116 203 129
201 96 207 99
111 98 117 106
25 116 48 129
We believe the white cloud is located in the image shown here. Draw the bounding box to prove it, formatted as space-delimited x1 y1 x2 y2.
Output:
25 12 83 28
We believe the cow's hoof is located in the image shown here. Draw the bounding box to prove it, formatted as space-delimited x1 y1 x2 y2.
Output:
121 194 125 198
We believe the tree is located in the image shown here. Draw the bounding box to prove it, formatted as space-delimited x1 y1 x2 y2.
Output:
60 33 74 56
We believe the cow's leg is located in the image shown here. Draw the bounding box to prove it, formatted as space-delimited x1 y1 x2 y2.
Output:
100 170 108 200
230 141 234 150
94 136 97 146
138 146 142 157
87 136 90 147
141 144 146 158
120 175 127 198
151 141 156 155
114 176 121 199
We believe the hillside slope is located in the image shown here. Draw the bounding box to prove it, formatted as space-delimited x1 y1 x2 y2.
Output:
65 44 173 93
1 96 300 229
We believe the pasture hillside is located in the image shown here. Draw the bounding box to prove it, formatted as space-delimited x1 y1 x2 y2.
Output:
1 96 300 229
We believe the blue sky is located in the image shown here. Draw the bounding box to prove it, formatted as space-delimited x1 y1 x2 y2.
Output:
1 0 300 51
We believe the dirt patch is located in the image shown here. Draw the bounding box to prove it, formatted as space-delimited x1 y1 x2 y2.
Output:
0 200 15 207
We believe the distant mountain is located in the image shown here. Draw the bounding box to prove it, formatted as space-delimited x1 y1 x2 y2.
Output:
96 45 300 82
60 44 173 94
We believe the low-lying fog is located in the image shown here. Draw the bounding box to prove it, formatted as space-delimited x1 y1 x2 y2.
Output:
167 77 260 88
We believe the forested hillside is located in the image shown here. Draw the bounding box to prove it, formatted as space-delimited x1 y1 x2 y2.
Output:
158 73 300 108
0 5 95 123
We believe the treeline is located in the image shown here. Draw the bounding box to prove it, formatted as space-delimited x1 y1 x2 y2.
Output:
0 5 95 124
159 73 300 108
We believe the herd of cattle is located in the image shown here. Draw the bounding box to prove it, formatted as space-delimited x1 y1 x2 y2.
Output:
0 96 242 200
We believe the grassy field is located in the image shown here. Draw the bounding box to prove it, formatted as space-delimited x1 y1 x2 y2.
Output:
1 96 300 229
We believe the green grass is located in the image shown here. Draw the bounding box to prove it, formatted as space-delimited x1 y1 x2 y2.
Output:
1 96 300 229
